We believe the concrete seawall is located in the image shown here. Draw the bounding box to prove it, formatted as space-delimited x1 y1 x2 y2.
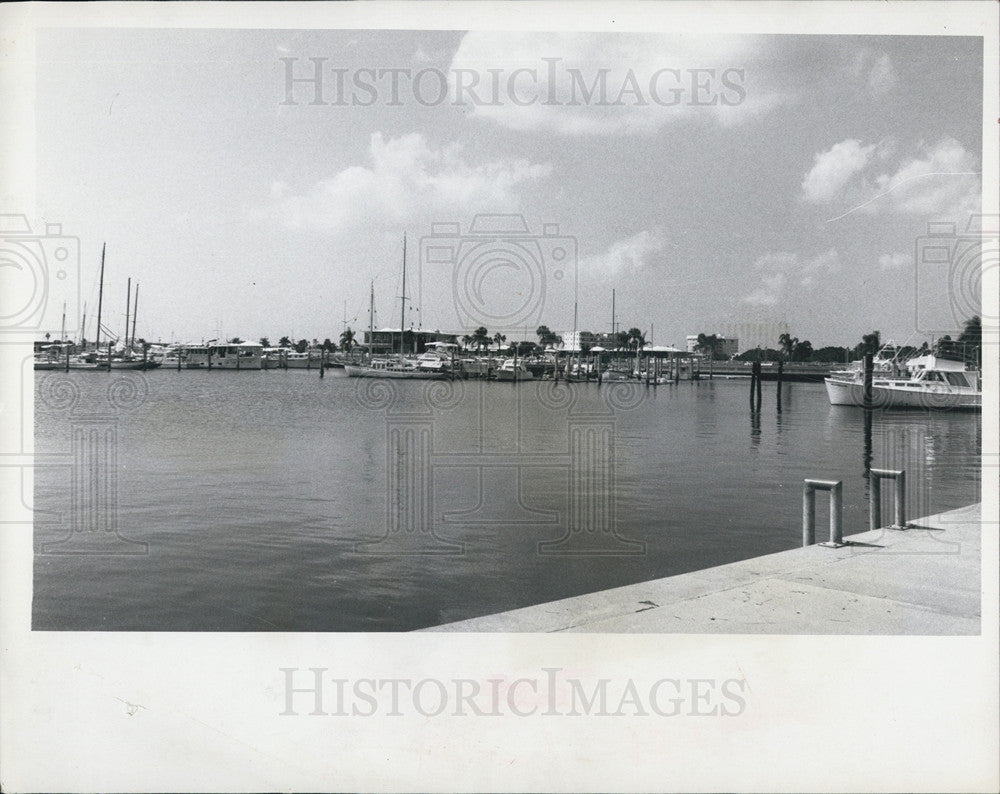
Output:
427 503 981 634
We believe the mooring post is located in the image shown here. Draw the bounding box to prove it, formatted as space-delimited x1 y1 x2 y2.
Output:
750 362 756 409
320 349 325 378
65 345 70 372
777 359 783 412
757 361 763 411
107 342 113 371
803 478 845 547
863 352 874 409
869 468 909 529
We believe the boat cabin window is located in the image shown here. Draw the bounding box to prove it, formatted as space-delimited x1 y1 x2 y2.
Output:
944 372 969 387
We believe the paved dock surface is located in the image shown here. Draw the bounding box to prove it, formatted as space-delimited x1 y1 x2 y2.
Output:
428 503 981 634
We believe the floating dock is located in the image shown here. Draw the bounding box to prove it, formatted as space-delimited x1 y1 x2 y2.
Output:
427 503 981 634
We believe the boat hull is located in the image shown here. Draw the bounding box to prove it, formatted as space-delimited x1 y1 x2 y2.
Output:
345 365 446 379
825 377 981 410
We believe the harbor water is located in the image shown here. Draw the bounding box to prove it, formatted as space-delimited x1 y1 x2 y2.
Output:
33 370 981 631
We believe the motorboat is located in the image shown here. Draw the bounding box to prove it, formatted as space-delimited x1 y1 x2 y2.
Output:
825 354 980 410
494 358 534 382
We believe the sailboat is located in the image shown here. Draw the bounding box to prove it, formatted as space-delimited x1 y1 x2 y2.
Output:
345 236 447 380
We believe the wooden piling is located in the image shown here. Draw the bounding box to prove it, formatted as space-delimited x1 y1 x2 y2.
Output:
776 360 783 413
755 361 762 410
863 353 874 409
107 342 113 371
65 345 70 372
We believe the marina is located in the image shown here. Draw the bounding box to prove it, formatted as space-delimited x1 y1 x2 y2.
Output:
32 371 981 632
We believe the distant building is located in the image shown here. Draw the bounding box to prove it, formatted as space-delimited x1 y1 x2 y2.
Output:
723 319 789 354
560 330 597 352
686 334 739 359
362 328 458 354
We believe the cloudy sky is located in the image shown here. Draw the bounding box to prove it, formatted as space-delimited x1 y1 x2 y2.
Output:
36 29 983 348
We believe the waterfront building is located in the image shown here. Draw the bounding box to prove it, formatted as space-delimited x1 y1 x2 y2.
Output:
362 328 459 355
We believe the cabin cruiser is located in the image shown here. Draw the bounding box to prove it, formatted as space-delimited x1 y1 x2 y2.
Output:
495 358 534 381
825 354 980 409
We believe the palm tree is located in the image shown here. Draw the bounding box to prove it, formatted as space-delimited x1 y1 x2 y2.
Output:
259 337 271 348
778 332 797 360
472 326 490 351
535 324 560 349
626 327 646 351
339 328 356 355
493 332 507 352
279 336 292 348
461 334 474 350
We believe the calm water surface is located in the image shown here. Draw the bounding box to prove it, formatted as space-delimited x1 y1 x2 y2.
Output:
33 370 981 630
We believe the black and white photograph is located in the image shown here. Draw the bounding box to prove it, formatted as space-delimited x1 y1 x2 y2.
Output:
2 2 997 791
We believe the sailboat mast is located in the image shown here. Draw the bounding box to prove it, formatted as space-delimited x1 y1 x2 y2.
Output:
399 233 407 357
80 302 87 346
124 277 132 350
131 283 139 348
611 288 616 337
368 281 375 363
95 243 106 349
60 302 66 343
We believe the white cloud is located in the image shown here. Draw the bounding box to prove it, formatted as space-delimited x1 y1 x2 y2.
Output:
801 136 981 219
743 248 840 303
878 252 910 271
265 132 552 234
801 139 876 203
866 53 897 97
743 272 786 307
869 137 980 216
851 50 897 98
580 229 666 275
447 33 788 136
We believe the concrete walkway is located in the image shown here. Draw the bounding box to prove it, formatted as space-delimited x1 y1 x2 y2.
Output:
428 503 981 634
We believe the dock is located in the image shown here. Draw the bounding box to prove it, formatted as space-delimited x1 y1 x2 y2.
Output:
427 503 981 634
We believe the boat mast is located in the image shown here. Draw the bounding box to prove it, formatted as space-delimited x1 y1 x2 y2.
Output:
124 277 131 351
95 243 106 349
399 233 407 358
368 280 375 363
131 283 139 350
60 301 66 343
80 302 87 346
